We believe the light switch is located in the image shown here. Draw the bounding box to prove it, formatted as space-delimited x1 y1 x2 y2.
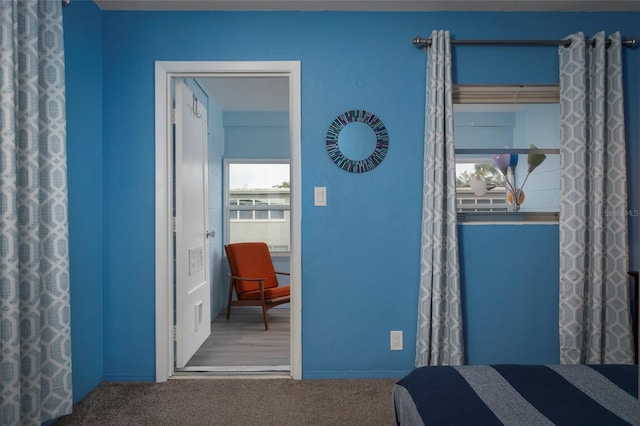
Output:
314 187 327 206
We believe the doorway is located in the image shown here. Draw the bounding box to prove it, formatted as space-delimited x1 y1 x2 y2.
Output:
154 61 302 382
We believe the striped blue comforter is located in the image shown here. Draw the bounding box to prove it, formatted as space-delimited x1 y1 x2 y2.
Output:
392 364 638 425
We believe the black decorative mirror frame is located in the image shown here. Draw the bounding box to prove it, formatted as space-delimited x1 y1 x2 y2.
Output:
326 110 389 173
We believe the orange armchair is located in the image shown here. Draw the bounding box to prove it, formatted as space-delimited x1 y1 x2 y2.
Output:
224 242 290 330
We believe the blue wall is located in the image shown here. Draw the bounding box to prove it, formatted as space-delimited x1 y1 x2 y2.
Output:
205 90 226 319
62 7 639 392
63 1 104 401
460 224 560 364
223 111 290 158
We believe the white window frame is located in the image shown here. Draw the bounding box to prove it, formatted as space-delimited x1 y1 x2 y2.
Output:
229 197 288 222
454 84 560 223
224 158 291 253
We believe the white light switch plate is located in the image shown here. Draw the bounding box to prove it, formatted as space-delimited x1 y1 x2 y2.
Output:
314 187 327 206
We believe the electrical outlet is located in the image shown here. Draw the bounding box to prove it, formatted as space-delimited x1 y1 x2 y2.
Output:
390 330 403 351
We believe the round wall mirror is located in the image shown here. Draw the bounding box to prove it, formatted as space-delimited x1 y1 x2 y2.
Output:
326 110 389 173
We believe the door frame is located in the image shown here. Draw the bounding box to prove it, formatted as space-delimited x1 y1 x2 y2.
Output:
154 61 302 382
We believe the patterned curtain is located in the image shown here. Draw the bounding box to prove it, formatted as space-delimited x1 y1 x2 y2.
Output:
558 32 634 364
415 30 464 367
0 0 73 423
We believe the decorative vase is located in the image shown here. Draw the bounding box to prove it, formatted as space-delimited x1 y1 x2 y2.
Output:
507 189 525 205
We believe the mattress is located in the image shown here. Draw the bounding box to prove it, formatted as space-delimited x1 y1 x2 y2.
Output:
392 364 638 425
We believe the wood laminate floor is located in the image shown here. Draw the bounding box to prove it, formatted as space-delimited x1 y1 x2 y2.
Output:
180 307 290 372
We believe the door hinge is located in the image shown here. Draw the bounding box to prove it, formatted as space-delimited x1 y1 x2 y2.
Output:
172 217 176 233
173 325 177 341
171 107 176 125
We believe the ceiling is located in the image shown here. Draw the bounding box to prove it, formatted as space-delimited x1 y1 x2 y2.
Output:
93 0 640 11
200 77 289 112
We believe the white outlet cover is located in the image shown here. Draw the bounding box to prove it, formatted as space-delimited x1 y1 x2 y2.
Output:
390 330 403 351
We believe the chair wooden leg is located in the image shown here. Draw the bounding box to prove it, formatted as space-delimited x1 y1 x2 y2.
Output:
258 281 269 330
261 304 269 331
226 277 234 320
261 295 269 331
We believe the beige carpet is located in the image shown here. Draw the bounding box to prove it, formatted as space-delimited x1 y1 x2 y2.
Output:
55 377 398 425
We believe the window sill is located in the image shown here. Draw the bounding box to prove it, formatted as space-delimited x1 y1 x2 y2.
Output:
457 211 559 224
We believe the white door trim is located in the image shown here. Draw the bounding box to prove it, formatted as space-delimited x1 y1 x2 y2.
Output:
154 61 302 382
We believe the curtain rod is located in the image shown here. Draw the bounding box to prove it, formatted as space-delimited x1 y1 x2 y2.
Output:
412 36 638 49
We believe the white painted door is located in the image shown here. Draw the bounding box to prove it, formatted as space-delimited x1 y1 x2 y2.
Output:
174 81 211 368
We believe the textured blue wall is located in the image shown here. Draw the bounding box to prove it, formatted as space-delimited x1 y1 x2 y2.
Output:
63 1 104 401
459 224 560 364
63 8 639 386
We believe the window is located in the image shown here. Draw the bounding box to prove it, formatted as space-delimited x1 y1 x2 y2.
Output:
229 197 287 221
225 161 290 252
454 85 560 222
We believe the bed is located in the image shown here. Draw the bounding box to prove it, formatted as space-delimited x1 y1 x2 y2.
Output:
392 364 638 425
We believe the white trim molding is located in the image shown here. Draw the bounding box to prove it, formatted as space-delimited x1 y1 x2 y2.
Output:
155 61 302 382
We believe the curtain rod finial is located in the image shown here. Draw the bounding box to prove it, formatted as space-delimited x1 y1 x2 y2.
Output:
62 0 71 7
623 37 638 48
413 36 430 48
